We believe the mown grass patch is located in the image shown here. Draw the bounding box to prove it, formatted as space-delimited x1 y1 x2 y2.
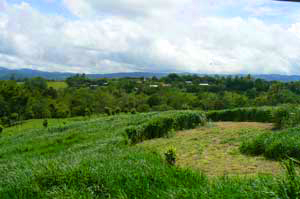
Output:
139 122 281 176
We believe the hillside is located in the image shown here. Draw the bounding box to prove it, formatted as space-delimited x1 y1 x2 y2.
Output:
0 67 167 80
1 67 300 82
1 111 300 198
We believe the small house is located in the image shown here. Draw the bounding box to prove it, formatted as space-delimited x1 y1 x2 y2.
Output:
199 83 209 86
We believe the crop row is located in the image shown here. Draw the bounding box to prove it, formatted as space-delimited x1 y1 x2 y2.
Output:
126 111 206 144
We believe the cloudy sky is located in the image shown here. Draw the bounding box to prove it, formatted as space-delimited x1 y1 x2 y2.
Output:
1 0 300 74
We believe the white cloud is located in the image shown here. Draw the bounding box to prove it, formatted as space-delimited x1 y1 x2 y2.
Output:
63 0 191 18
0 0 300 74
289 23 300 36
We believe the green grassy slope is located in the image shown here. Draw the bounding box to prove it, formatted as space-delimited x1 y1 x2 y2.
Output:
0 111 298 198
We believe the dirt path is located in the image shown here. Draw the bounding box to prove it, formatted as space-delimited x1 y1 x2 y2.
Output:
140 122 282 176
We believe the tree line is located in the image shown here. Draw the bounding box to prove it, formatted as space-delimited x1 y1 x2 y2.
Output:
1 73 300 126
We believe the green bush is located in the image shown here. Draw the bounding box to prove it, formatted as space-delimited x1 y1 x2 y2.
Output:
123 108 129 113
115 107 121 114
207 107 273 123
104 107 112 116
43 119 48 128
137 104 150 113
131 108 137 114
0 125 3 134
272 106 290 129
207 106 300 129
126 111 206 144
165 147 176 165
240 127 300 160
272 105 300 129
173 112 206 130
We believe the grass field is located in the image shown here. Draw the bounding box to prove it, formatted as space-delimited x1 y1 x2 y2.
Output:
140 122 282 176
0 112 299 198
47 81 67 89
1 114 104 136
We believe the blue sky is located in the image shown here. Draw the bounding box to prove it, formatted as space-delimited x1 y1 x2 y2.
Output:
7 0 73 17
1 0 300 74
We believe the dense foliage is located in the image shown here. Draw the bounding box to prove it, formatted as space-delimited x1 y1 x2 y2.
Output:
240 127 300 160
1 111 300 198
126 111 206 144
207 105 300 130
1 74 300 127
207 107 273 123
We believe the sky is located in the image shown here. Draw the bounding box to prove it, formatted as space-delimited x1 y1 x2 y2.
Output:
1 0 300 74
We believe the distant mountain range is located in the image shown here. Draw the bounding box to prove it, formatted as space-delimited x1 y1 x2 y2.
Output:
0 67 167 80
1 66 300 82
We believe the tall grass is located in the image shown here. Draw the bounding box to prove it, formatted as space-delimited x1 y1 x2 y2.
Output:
240 127 300 160
126 111 206 144
272 105 300 129
1 111 300 198
207 107 273 123
207 105 300 129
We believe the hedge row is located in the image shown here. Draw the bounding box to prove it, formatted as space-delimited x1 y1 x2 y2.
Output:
207 105 300 129
272 106 300 129
240 127 300 160
126 111 206 144
206 107 273 123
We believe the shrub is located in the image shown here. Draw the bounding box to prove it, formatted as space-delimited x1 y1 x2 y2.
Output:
240 127 300 161
165 147 176 165
126 111 206 144
104 107 112 116
84 108 91 117
126 126 144 144
137 104 150 113
173 112 206 130
240 133 269 156
115 107 121 114
273 106 290 129
0 125 3 134
272 105 300 129
131 108 137 114
10 113 19 121
143 117 174 139
206 107 273 123
123 108 129 114
43 119 48 128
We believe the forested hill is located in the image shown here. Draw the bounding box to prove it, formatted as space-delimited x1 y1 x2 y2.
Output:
1 66 300 82
0 67 167 80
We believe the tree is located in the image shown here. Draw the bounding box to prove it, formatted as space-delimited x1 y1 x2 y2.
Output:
223 92 249 109
24 77 47 92
137 104 150 112
147 94 163 107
